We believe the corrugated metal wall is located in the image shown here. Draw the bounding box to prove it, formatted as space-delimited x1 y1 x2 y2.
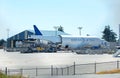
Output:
7 30 34 48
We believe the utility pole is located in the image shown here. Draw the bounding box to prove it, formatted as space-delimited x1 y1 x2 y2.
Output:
6 28 10 39
78 27 82 36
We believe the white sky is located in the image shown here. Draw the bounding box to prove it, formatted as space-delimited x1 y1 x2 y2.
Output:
0 0 120 40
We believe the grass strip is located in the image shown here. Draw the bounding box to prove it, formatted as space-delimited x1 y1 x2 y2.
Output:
96 69 120 74
0 72 27 78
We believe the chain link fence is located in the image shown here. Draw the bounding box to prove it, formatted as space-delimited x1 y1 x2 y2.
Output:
1 61 120 77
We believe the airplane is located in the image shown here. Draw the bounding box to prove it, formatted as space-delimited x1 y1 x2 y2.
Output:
28 25 109 50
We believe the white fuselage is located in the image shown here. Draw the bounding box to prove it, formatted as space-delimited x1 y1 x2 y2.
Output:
28 35 109 49
61 35 108 49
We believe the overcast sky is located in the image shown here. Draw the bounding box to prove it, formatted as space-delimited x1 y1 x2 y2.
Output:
0 0 120 40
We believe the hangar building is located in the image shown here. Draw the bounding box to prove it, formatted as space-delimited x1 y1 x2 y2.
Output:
7 30 68 48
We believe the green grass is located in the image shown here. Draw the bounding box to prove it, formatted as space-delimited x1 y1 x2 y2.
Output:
0 72 7 78
0 72 27 78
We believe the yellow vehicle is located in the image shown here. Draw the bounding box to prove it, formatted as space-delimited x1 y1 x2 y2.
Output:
36 47 44 51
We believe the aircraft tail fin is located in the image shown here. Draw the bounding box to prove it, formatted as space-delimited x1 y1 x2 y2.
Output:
33 25 43 35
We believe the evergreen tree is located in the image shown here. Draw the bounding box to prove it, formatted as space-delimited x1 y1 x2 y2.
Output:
58 25 64 32
102 25 117 42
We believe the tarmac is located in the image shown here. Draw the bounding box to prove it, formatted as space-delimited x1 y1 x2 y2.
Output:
0 49 120 78
29 74 120 78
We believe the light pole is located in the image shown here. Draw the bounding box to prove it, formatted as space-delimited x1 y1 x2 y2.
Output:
78 27 82 36
6 28 10 39
118 24 120 46
54 26 59 36
53 26 59 52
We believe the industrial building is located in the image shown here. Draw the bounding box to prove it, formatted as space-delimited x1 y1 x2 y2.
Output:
7 29 68 49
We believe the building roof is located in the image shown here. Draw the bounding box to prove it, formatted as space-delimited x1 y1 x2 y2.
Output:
8 30 69 40
8 30 34 40
28 30 69 36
